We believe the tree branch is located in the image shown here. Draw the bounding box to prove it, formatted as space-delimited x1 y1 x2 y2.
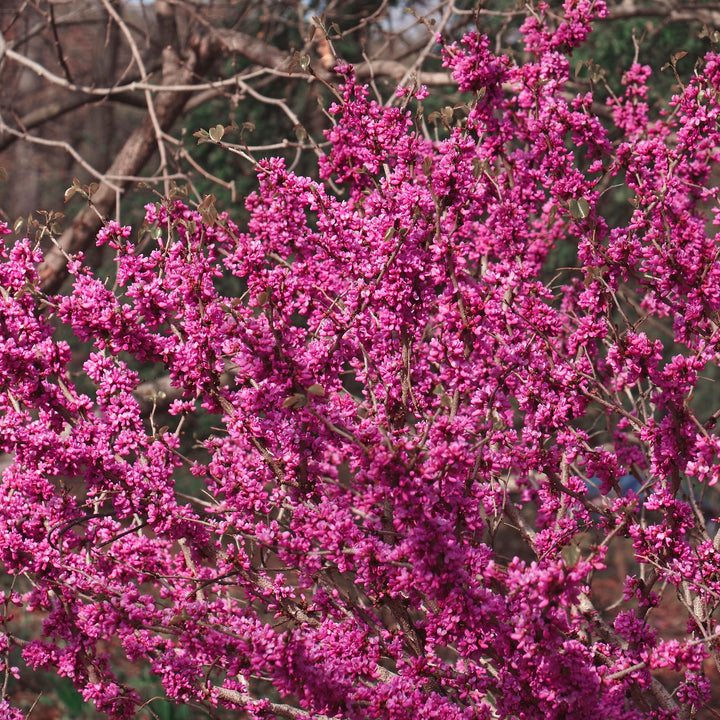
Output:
0 89 149 154
39 39 213 293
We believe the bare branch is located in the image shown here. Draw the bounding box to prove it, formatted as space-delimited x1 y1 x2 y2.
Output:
39 40 213 292
211 27 292 71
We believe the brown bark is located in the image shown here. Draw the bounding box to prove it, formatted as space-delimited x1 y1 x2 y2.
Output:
212 27 291 71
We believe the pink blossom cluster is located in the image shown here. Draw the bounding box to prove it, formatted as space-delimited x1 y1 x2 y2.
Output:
2 0 720 717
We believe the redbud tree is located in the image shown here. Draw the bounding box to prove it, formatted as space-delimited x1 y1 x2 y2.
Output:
2 1 720 717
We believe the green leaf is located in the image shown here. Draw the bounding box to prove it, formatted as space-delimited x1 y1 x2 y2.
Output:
208 124 225 142
193 128 210 145
198 194 218 226
307 384 326 397
282 393 306 409
671 51 688 66
169 182 188 200
561 543 581 567
569 198 590 219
